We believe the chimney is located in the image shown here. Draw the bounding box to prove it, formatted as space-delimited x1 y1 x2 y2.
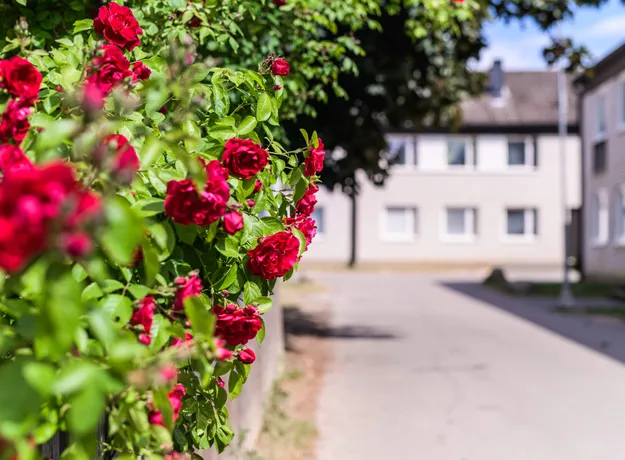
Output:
488 59 504 98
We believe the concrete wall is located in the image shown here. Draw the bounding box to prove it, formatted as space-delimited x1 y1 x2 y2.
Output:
303 132 581 267
581 76 625 282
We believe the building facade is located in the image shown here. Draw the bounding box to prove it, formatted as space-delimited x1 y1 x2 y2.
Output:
577 45 625 282
305 61 582 268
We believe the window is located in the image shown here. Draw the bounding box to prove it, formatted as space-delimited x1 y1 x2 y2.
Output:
444 207 477 238
592 140 607 174
386 136 416 166
383 207 417 239
310 207 325 235
446 139 472 167
506 208 538 238
507 141 526 166
590 190 609 245
619 81 625 127
596 94 606 137
614 187 625 243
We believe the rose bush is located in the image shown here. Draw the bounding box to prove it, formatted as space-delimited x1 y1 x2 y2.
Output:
0 2 326 459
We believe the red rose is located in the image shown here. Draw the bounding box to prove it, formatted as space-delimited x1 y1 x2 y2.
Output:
158 365 177 383
0 144 32 175
164 160 230 226
0 100 31 144
221 138 269 179
104 134 139 183
130 296 156 340
246 231 299 280
60 232 93 259
253 179 262 194
174 273 202 311
223 211 244 234
148 384 186 426
87 45 133 95
216 339 233 361
295 183 318 217
94 2 143 51
171 332 193 348
0 162 100 273
187 16 202 28
0 57 41 103
304 138 325 176
272 0 286 5
271 58 290 76
132 61 151 81
81 82 105 115
238 348 256 364
246 199 256 207
284 216 316 247
168 383 186 415
213 304 263 346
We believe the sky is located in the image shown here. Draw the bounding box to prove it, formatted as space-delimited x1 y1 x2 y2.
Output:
477 0 625 70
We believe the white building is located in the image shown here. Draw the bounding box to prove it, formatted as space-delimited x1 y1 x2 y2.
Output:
576 44 625 282
306 61 582 268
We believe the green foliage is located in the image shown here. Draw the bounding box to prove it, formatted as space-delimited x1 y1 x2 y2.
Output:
0 3 322 458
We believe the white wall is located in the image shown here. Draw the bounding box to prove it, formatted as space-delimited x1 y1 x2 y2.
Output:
304 132 581 267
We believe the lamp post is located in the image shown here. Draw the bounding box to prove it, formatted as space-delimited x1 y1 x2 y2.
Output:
556 63 575 308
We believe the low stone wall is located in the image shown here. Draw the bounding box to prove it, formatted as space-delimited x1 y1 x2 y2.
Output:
198 290 284 459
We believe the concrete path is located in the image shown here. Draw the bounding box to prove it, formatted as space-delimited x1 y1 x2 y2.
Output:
312 272 625 460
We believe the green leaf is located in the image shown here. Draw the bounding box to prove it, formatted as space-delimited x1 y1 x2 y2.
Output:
128 284 150 299
256 296 273 314
73 19 93 34
237 116 257 135
183 120 202 150
35 119 78 152
292 228 307 256
68 385 105 436
208 126 237 142
216 265 238 290
101 197 144 265
261 217 284 235
132 198 165 217
81 282 104 302
88 309 115 350
243 281 261 305
23 362 56 397
228 369 244 400
184 295 215 337
140 135 165 167
0 359 42 426
256 93 272 122
174 223 198 245
150 314 171 350
53 362 100 395
216 236 240 258
300 129 309 144
141 241 160 286
293 177 308 203
256 318 266 346
99 294 133 326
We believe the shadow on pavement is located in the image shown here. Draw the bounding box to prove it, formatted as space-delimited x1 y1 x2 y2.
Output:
283 305 398 352
441 281 625 365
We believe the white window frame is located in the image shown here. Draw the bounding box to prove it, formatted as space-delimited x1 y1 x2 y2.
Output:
385 134 417 169
445 137 474 170
613 185 625 246
617 79 625 131
506 136 535 169
595 93 607 141
381 206 418 241
441 207 477 242
310 206 325 240
502 208 538 242
591 189 609 247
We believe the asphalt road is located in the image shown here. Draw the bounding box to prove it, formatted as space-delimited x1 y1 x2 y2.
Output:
312 272 625 460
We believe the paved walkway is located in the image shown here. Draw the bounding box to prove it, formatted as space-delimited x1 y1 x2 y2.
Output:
311 272 625 460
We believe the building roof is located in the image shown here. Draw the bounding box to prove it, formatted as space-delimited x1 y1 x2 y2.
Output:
460 71 578 128
574 42 625 93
